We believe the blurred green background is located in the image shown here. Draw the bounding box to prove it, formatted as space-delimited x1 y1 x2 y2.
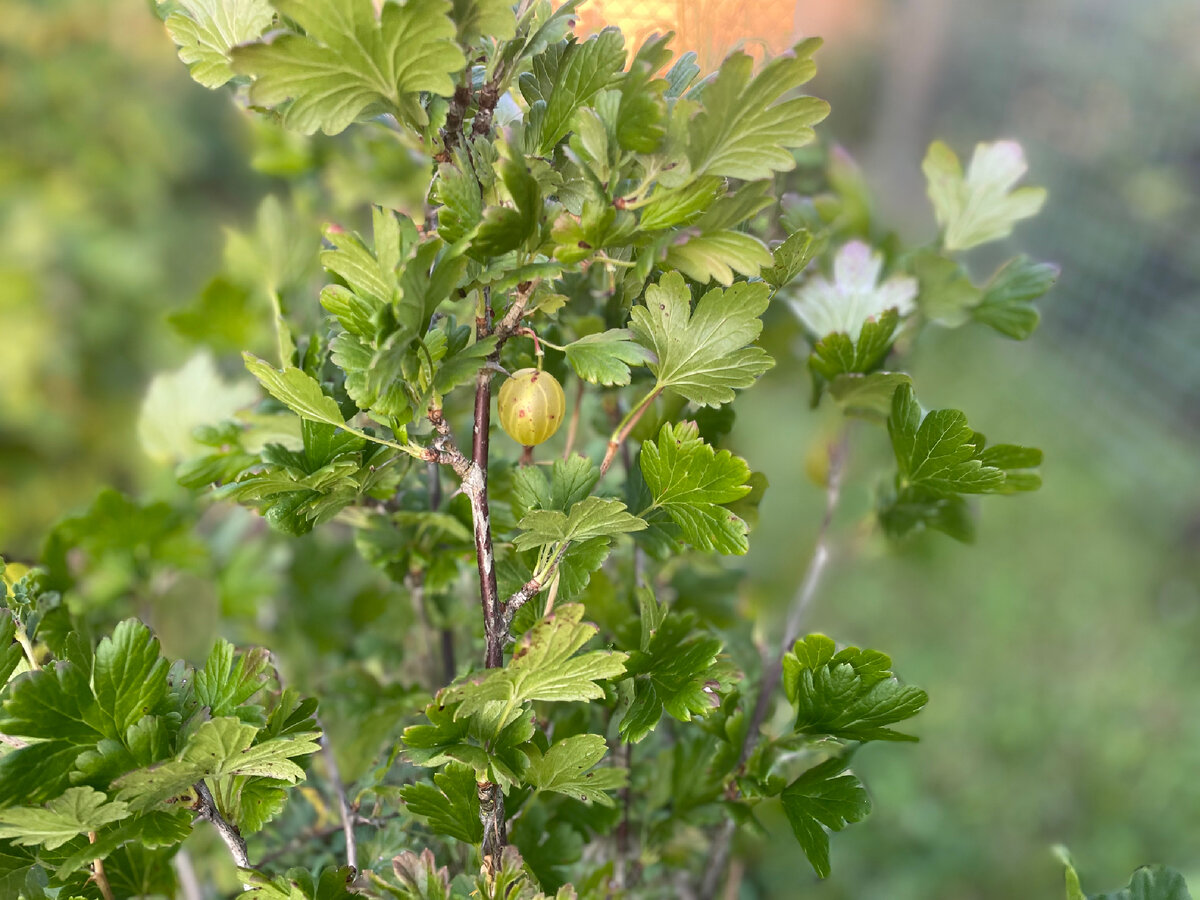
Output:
1 0 1198 897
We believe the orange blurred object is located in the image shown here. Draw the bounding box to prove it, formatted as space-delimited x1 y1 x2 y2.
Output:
573 0 875 70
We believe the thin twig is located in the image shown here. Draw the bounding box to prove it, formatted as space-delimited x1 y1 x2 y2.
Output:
322 736 357 872
89 832 115 900
697 436 849 899
599 387 662 477
614 740 633 889
173 850 204 900
499 541 572 629
562 378 585 460
193 780 251 877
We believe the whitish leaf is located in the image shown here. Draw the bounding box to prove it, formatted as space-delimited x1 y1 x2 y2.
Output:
783 634 927 743
563 330 655 386
513 497 646 551
685 39 829 183
791 241 917 342
923 140 1046 252
392 849 453 900
780 756 871 879
0 788 130 851
640 421 753 555
524 734 626 805
232 0 466 134
452 605 627 717
243 355 345 429
165 0 274 89
630 271 773 406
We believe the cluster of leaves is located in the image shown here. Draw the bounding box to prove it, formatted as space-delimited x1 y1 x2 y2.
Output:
0 0 1092 897
0 558 320 897
772 134 1057 542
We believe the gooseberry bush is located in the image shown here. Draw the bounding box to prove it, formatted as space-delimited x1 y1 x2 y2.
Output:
8 2 1179 899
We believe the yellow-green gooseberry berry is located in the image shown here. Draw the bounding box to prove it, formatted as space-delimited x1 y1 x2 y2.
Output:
498 368 566 446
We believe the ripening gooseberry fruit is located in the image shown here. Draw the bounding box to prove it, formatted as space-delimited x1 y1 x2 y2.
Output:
498 368 565 446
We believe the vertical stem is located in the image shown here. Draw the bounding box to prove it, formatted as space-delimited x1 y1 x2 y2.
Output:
614 740 633 889
173 850 204 900
469 288 508 865
470 295 504 671
89 832 115 900
322 737 357 871
698 436 849 899
562 379 585 459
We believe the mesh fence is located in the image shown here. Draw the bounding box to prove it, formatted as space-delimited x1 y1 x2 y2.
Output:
580 0 1200 482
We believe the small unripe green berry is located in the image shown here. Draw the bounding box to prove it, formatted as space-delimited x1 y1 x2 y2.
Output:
498 368 566 446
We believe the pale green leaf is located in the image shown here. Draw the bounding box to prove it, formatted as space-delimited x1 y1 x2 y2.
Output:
451 605 627 717
520 28 626 154
0 788 130 851
524 734 626 806
911 250 981 328
114 717 319 810
165 0 274 89
513 497 646 551
242 354 345 428
449 0 516 44
923 139 1047 251
664 230 772 286
630 271 774 406
232 0 466 134
138 352 258 464
563 329 655 386
686 39 829 183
